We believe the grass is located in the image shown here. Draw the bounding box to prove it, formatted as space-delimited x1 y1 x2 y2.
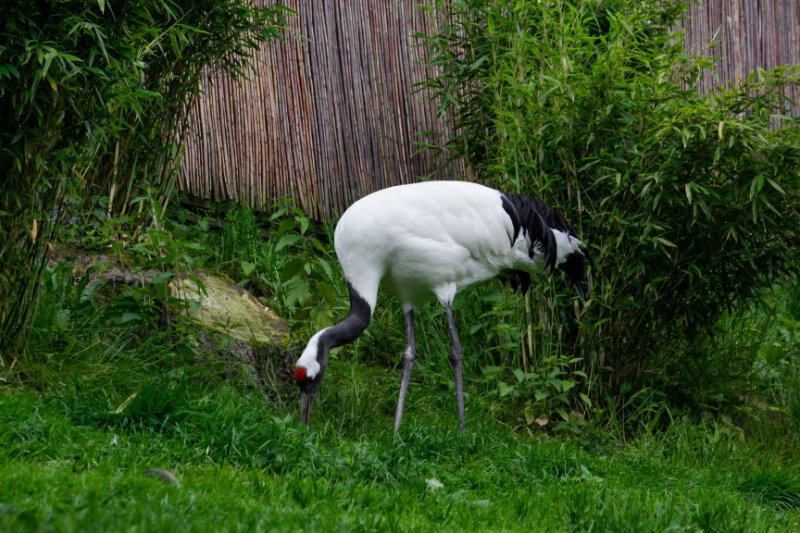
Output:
2 362 800 532
3 205 799 531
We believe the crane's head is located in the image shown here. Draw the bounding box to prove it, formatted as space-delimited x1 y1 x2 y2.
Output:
294 329 329 424
559 246 589 299
294 328 329 424
553 230 591 299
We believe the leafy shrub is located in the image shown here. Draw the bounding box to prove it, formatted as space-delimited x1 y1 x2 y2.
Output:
213 203 344 330
420 0 800 414
0 0 289 357
149 201 344 328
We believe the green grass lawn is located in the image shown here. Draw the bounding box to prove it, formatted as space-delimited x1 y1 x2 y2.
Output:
6 243 800 531
2 367 799 532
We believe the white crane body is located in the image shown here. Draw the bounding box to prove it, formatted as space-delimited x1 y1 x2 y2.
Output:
295 180 589 432
336 181 549 310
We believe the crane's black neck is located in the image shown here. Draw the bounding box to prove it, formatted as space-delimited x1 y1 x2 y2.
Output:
319 282 372 353
299 282 372 395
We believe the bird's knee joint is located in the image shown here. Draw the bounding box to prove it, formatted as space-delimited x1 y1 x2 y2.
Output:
402 347 415 363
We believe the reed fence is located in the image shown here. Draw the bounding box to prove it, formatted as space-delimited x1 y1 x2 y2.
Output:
178 1 454 220
680 0 799 108
178 0 799 221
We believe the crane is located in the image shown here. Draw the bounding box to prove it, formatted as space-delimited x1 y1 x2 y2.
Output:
293 180 589 433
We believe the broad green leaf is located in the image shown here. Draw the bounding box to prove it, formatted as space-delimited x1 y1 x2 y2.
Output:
298 216 310 235
275 233 300 252
285 279 310 307
240 261 256 277
498 381 514 397
315 280 337 306
280 258 306 281
580 393 592 407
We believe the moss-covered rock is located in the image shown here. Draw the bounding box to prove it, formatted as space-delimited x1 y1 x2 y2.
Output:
170 272 289 347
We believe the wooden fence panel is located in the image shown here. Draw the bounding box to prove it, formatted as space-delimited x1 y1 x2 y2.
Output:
679 0 799 109
178 1 454 220
178 1 799 220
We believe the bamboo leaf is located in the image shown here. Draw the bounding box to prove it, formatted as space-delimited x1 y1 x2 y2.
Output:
655 237 677 248
766 178 785 195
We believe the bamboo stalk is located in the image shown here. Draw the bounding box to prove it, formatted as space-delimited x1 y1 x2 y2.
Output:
523 290 532 373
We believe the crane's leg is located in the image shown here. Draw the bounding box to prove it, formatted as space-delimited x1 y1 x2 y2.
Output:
394 309 416 431
445 303 466 434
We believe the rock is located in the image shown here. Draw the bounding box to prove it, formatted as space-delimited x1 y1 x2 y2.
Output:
169 272 289 347
47 248 294 393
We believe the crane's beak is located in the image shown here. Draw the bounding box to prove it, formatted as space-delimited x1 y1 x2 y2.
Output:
299 391 314 425
561 247 590 300
575 280 588 300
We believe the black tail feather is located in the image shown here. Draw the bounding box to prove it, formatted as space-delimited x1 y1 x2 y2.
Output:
501 193 578 272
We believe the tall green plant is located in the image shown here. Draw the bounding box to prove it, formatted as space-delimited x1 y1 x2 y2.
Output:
0 1 289 360
420 0 800 411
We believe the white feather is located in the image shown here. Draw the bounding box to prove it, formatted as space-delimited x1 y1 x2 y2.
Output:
552 229 585 266
297 329 325 378
334 181 541 309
